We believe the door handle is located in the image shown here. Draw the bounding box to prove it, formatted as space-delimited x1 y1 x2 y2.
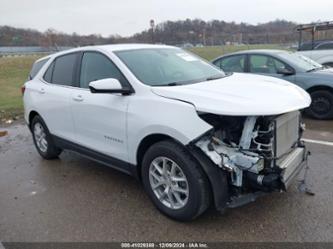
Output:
73 95 84 102
39 88 45 94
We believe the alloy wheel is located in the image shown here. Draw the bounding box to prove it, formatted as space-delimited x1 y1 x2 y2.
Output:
33 122 48 153
149 156 189 210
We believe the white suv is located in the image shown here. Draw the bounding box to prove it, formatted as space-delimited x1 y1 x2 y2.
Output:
23 44 311 221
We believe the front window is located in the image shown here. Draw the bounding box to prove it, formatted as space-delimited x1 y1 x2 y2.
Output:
115 48 225 86
249 55 288 74
79 52 128 88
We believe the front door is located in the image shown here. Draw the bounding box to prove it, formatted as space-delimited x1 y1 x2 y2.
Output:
70 51 131 162
248 54 296 83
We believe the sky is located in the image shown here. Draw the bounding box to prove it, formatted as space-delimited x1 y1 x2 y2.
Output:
1 0 333 37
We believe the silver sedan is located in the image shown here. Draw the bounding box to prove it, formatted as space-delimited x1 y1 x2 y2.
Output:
212 49 333 119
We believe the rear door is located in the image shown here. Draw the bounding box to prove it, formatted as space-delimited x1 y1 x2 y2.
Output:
36 52 79 141
70 51 130 162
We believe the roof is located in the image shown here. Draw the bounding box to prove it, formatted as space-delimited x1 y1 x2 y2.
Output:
97 43 174 51
212 49 290 61
36 43 174 62
296 21 333 32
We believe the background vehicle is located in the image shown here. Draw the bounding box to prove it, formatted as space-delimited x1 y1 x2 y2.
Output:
212 49 333 119
24 44 310 221
298 40 333 51
296 22 333 67
297 40 333 68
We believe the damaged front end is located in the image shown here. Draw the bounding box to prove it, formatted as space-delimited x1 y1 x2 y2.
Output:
194 111 309 208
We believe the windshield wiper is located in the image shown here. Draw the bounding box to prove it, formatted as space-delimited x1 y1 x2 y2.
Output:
156 76 224 87
157 82 180 86
307 66 324 72
206 74 224 81
156 79 200 86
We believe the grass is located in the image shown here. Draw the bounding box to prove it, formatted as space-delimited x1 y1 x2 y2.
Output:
0 55 41 121
0 44 288 121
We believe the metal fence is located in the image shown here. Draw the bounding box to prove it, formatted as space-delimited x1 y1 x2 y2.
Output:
0 46 72 56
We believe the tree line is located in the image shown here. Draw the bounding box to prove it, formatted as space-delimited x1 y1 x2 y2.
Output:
0 19 330 47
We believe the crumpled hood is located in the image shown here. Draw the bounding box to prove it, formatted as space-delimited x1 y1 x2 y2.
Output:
151 73 311 116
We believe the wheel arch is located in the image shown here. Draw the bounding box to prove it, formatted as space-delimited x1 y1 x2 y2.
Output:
28 110 40 130
135 133 229 212
306 85 333 94
136 133 179 180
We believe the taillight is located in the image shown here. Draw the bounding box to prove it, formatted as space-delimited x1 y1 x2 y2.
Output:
21 85 26 96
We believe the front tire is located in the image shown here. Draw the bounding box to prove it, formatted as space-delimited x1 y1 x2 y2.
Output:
306 90 333 120
141 140 211 221
31 115 62 159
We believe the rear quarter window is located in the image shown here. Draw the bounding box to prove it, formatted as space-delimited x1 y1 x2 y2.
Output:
29 58 49 80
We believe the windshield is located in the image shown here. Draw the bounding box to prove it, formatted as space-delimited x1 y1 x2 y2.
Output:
279 52 323 72
115 48 225 86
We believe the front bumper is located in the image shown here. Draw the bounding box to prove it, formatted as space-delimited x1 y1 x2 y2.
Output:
278 146 308 190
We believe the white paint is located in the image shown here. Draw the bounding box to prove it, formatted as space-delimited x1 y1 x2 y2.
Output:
24 44 310 166
152 72 311 116
302 138 333 147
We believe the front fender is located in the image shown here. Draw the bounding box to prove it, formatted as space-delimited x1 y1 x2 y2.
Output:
187 143 229 211
316 55 333 65
126 96 212 165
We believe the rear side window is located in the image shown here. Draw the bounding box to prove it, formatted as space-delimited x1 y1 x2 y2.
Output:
52 53 77 86
219 55 245 73
299 43 313 51
43 53 78 86
29 58 49 79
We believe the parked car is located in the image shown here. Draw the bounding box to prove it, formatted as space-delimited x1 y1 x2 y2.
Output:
298 40 333 51
24 44 310 221
297 40 333 67
212 49 333 119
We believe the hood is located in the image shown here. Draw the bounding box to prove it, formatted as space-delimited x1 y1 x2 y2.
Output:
310 67 333 78
151 73 311 116
303 68 333 85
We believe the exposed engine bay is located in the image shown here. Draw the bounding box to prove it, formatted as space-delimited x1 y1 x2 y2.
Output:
196 111 308 196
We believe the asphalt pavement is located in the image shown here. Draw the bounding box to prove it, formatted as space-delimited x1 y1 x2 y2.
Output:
0 119 332 242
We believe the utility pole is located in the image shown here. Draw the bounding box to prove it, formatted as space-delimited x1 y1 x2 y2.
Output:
202 28 206 46
150 19 155 43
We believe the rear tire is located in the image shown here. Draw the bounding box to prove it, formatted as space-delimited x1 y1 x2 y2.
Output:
141 140 211 221
31 115 62 159
306 90 333 120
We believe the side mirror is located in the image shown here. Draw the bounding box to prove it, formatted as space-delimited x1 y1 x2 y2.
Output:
277 68 294 76
89 78 132 95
